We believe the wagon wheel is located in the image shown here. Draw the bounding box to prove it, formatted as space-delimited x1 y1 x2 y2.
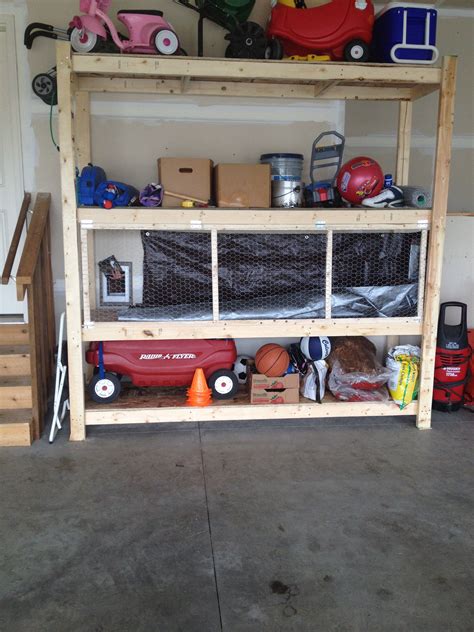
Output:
89 372 122 404
224 21 267 59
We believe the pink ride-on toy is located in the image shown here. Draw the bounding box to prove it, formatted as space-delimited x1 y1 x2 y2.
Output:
69 0 182 55
267 0 375 62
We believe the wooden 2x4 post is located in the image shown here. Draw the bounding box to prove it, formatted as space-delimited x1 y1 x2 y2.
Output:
57 42 86 441
417 56 458 429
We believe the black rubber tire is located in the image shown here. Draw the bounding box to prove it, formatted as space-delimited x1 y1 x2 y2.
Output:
208 369 239 400
265 38 284 60
32 73 57 106
89 372 122 404
225 21 267 59
344 39 370 63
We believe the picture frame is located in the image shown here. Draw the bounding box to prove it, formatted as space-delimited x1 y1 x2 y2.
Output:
99 261 133 307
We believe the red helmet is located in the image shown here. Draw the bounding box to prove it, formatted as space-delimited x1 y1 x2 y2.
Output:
336 156 384 205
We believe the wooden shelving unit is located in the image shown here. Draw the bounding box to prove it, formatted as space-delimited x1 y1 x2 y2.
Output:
56 43 457 440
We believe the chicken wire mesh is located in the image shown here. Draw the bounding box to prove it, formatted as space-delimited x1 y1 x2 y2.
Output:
86 229 424 323
330 232 422 318
217 233 326 319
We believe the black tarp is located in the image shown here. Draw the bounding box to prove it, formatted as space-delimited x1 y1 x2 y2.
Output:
122 231 419 320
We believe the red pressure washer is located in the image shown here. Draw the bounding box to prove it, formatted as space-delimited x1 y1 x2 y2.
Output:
433 302 471 412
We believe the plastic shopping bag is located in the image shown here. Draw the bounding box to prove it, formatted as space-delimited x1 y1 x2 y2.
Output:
386 345 421 409
300 360 327 403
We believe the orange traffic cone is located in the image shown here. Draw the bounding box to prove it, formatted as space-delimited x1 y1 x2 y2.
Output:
187 368 212 407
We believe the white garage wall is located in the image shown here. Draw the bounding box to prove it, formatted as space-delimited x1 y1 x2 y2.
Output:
3 0 473 356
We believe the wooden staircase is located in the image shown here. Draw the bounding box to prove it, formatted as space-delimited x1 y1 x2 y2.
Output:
0 194 55 446
0 324 33 445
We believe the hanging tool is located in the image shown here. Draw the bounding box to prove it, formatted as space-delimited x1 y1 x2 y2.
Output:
165 190 209 207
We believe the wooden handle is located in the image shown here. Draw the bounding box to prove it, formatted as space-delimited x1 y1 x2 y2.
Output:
165 190 208 205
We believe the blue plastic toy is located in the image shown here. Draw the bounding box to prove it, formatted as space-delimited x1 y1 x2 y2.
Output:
78 163 106 205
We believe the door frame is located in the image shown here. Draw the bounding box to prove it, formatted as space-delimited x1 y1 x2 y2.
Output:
0 13 27 319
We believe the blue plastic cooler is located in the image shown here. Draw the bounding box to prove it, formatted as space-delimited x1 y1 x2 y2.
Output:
371 3 439 64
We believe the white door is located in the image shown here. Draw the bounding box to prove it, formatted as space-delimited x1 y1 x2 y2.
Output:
0 17 25 317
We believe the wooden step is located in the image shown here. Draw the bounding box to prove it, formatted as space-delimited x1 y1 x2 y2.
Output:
0 324 29 346
0 346 30 377
0 376 32 409
0 408 33 446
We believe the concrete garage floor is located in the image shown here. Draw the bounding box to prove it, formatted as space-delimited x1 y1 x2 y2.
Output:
0 412 473 632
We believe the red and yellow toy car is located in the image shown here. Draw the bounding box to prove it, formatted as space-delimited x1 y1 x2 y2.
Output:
267 0 375 62
86 339 238 403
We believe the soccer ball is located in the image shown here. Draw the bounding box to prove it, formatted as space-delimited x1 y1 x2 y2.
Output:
232 355 253 384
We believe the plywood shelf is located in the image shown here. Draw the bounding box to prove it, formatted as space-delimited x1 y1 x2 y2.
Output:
72 53 441 101
78 207 431 231
85 386 416 426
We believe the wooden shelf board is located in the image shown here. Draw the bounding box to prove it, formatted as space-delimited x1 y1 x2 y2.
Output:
71 54 441 103
85 386 416 425
82 317 423 342
77 76 425 101
78 207 431 231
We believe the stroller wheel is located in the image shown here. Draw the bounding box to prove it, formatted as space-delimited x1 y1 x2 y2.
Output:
344 39 369 63
225 21 267 59
264 38 283 60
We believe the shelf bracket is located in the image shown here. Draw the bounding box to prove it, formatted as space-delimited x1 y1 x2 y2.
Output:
181 76 191 93
314 220 326 230
314 80 338 97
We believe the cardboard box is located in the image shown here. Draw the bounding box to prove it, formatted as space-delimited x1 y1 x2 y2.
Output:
215 164 271 208
158 158 213 208
249 372 300 405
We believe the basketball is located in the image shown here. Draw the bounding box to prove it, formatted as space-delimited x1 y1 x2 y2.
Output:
255 343 290 377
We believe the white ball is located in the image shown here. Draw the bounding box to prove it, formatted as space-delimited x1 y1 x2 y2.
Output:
300 336 331 361
232 355 253 384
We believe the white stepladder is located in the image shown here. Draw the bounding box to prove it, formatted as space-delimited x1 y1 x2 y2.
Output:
49 312 70 443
